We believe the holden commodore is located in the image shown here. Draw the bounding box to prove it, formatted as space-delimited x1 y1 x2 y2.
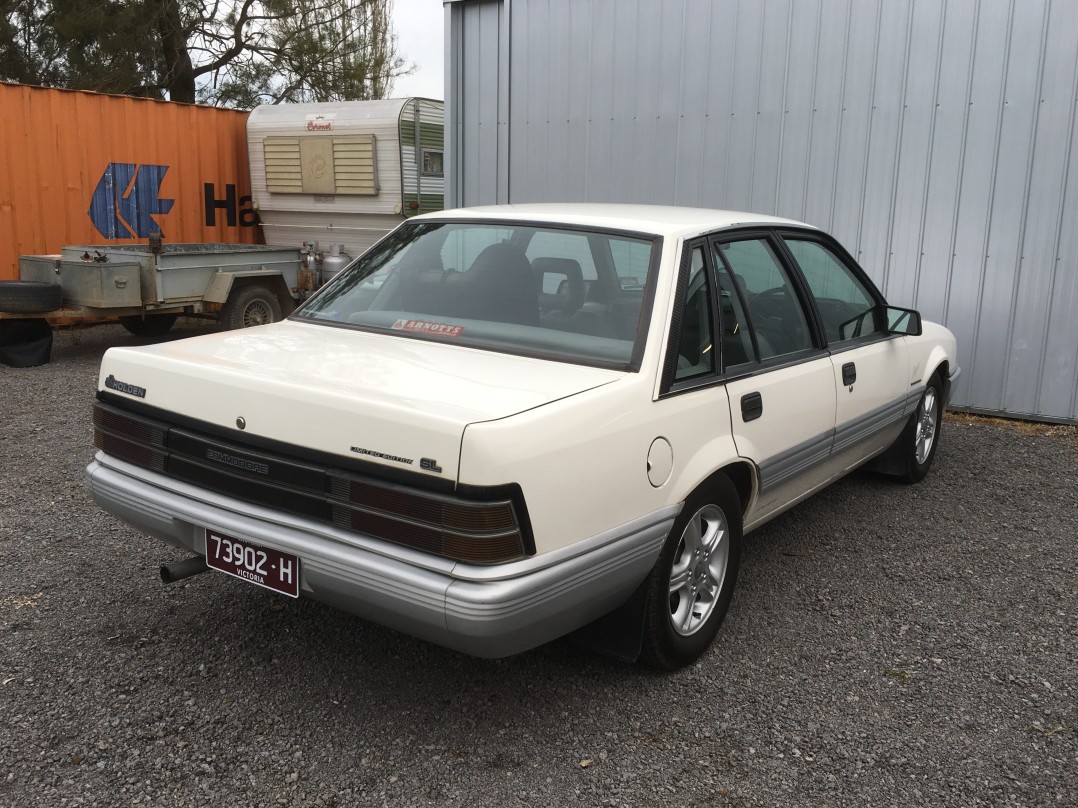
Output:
86 205 959 669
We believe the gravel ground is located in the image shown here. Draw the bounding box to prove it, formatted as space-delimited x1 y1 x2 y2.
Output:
1 322 1075 808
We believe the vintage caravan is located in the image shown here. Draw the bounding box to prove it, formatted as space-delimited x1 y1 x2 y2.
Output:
247 98 445 261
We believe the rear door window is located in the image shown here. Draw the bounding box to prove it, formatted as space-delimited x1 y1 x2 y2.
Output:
673 246 715 381
712 260 757 370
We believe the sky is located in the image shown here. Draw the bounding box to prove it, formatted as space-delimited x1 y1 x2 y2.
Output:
390 1 446 100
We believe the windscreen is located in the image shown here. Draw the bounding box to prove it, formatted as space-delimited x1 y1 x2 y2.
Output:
295 221 658 369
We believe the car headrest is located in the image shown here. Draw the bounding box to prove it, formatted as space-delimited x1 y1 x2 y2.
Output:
533 257 585 313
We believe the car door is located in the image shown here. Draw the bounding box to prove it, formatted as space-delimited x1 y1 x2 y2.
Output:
708 234 838 527
777 233 911 471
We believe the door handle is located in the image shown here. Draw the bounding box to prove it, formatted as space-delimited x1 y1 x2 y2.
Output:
741 392 763 422
842 362 856 386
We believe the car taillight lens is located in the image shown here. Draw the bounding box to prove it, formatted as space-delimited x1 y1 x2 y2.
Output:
328 475 526 564
92 404 168 472
93 399 530 565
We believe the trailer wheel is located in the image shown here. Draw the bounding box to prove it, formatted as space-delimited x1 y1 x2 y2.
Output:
219 284 283 330
0 281 62 313
119 314 179 338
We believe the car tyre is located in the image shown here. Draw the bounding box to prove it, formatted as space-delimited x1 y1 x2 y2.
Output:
119 314 178 338
640 476 742 670
0 318 52 367
0 281 62 313
219 284 283 330
895 372 943 484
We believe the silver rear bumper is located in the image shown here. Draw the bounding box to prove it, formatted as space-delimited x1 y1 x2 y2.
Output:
85 453 675 658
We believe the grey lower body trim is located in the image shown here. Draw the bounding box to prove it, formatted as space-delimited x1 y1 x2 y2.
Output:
833 392 917 455
758 430 834 493
85 455 675 658
758 390 917 493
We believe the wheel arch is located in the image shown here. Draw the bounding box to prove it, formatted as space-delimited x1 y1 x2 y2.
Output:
226 275 296 317
929 358 951 403
691 461 756 527
206 272 296 316
913 321 958 405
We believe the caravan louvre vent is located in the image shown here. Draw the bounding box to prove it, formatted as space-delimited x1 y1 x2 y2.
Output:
263 135 378 196
264 138 303 193
333 136 379 195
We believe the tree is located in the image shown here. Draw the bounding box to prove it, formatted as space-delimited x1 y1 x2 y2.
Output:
0 1 64 87
0 0 413 106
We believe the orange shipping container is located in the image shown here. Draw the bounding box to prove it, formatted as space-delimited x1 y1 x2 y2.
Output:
0 83 259 281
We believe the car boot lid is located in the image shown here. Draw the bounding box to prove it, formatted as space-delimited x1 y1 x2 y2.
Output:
96 320 621 480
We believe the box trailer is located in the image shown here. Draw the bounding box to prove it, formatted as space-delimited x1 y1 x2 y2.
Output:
247 98 445 260
0 240 304 366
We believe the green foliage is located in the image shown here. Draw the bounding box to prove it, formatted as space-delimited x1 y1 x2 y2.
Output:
0 0 413 107
0 0 64 86
50 0 162 96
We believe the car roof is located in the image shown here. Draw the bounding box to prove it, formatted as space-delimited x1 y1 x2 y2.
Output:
414 203 816 239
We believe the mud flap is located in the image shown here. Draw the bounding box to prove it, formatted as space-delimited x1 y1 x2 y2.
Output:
567 578 649 663
866 428 909 476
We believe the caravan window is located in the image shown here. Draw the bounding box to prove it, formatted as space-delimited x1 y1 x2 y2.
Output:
422 149 444 177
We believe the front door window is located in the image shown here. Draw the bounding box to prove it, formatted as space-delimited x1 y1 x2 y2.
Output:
714 239 813 360
783 238 881 345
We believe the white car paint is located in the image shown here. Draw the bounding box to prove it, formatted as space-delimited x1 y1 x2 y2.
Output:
98 319 621 481
87 204 959 662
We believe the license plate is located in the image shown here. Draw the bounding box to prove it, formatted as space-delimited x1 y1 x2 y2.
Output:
205 530 300 598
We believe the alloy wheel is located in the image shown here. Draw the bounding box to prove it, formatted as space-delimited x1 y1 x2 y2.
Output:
668 504 730 637
914 387 938 464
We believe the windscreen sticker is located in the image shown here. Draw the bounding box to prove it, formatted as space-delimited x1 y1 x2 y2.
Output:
391 319 464 338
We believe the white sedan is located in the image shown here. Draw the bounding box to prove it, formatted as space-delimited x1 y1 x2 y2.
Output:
86 205 959 669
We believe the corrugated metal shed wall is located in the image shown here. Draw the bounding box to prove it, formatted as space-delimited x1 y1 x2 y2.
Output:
0 84 258 281
446 0 1078 423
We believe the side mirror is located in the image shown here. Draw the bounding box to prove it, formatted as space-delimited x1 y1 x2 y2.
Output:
884 306 922 336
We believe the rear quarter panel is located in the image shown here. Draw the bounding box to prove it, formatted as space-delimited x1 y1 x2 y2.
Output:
457 376 741 555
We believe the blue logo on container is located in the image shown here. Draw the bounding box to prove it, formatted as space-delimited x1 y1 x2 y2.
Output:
88 163 175 239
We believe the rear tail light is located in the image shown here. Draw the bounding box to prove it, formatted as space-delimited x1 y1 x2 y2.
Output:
93 399 531 564
329 475 526 564
92 404 168 472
